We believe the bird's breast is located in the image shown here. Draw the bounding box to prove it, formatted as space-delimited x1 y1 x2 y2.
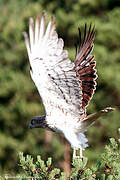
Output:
46 108 82 133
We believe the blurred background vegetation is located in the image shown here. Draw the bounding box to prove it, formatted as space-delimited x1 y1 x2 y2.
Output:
0 0 120 176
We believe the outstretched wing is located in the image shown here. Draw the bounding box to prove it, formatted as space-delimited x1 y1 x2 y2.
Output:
23 12 84 118
74 24 97 109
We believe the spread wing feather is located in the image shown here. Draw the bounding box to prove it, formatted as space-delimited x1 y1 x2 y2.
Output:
23 12 84 118
75 24 97 109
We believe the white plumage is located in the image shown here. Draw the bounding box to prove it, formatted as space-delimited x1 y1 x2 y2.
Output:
23 11 114 158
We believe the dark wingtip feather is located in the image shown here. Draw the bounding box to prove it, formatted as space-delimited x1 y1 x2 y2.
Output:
75 23 96 56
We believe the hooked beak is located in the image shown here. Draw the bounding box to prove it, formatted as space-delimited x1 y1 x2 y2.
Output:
29 115 46 129
30 123 34 129
29 116 41 129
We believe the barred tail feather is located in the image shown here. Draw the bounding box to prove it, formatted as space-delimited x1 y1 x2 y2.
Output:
83 107 115 128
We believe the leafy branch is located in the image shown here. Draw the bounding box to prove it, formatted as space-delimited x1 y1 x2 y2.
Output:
18 129 120 180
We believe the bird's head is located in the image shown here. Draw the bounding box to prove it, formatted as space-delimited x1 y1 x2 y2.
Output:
30 116 46 129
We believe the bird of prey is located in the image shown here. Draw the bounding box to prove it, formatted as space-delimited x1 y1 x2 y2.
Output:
23 11 114 158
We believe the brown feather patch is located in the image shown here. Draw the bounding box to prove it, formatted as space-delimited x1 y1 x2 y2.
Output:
74 24 97 109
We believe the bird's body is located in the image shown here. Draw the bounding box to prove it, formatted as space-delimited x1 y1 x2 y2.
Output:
23 12 114 158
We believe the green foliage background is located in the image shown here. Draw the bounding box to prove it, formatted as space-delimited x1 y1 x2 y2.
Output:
0 0 120 175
